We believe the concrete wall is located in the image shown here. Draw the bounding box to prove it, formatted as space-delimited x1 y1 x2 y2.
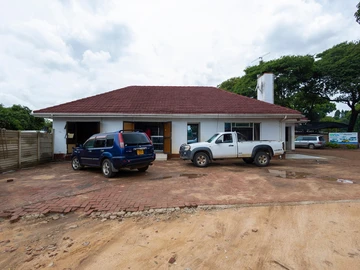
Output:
52 117 287 155
257 73 274 104
53 118 67 154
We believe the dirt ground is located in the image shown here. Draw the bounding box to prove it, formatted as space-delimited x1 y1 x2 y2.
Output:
1 148 360 269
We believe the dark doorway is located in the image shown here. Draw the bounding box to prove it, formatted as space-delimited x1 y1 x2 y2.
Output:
286 126 291 150
66 122 100 153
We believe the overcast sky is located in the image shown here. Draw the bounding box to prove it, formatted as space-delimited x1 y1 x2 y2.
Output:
0 0 359 112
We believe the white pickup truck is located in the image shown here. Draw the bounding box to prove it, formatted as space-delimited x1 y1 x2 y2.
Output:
179 132 285 167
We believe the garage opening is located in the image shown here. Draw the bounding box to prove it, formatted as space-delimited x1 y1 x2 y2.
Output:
66 122 100 153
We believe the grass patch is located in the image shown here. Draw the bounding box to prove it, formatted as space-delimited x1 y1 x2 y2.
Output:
325 142 340 148
346 144 358 149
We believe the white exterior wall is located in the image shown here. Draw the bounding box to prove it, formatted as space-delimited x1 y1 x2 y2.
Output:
101 118 123 132
52 117 286 155
261 120 286 141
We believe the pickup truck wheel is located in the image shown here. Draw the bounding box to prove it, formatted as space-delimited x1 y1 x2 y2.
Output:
193 152 209 167
137 165 149 172
254 152 270 167
243 158 254 164
102 159 115 178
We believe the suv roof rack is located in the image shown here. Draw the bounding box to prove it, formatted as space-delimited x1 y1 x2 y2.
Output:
119 130 143 133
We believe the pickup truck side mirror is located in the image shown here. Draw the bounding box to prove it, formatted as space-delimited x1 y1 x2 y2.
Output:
215 139 222 144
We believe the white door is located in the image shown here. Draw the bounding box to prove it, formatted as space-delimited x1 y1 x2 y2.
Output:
211 134 237 158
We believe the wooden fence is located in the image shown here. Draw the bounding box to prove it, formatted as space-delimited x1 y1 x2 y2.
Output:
0 130 53 173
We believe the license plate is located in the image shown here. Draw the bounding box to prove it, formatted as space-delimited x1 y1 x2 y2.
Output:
136 149 144 155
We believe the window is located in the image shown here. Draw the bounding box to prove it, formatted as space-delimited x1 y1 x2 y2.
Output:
123 133 150 145
225 123 260 140
94 139 106 148
187 124 199 144
237 133 247 141
106 135 114 147
216 134 233 143
83 139 95 148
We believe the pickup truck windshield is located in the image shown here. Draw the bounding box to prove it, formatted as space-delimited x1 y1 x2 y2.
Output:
206 133 219 143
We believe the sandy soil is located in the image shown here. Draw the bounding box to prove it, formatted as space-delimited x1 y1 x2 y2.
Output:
1 202 360 270
1 148 360 269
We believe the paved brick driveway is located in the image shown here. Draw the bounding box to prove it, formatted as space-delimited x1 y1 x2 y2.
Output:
1 149 360 222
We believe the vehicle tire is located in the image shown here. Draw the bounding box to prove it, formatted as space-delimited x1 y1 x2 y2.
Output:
71 157 83 170
254 151 270 167
138 165 149 172
243 157 254 164
193 152 210 167
308 144 315 149
102 159 115 178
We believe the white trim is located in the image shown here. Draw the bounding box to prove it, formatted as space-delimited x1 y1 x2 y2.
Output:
33 112 304 120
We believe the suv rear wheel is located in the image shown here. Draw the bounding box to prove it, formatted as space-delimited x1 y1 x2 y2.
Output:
308 144 315 149
138 165 149 172
102 159 115 178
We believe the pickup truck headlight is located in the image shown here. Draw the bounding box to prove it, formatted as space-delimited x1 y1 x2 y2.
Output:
184 144 191 151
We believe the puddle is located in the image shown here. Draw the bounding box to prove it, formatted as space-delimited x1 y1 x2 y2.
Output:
268 169 310 179
228 169 244 172
150 174 207 180
180 174 207 179
150 176 173 180
337 179 354 184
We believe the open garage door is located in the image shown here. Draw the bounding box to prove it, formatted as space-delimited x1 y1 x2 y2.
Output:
123 122 135 131
163 122 172 154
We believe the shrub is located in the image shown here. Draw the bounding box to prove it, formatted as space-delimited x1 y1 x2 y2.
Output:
326 142 340 148
346 144 358 149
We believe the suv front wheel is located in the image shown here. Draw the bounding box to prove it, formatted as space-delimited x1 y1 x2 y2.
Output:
102 159 115 178
71 157 83 170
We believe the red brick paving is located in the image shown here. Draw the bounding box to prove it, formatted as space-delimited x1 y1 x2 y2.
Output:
0 150 360 221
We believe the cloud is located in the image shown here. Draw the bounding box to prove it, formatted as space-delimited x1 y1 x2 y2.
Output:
0 0 359 111
82 50 111 65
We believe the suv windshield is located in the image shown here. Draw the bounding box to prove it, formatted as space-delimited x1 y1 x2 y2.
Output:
123 133 150 146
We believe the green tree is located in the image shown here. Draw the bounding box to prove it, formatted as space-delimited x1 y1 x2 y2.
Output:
0 104 46 130
219 55 335 121
355 2 360 24
316 41 360 131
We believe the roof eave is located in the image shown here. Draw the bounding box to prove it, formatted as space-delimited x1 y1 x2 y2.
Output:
32 112 304 119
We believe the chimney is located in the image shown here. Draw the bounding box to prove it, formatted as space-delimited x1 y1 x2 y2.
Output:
256 73 274 104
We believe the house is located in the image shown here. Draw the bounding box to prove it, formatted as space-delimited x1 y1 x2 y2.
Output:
33 74 304 159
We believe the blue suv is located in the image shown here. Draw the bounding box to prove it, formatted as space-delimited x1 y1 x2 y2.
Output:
71 130 156 177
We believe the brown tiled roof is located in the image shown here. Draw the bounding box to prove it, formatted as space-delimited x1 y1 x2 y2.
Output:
33 86 302 115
